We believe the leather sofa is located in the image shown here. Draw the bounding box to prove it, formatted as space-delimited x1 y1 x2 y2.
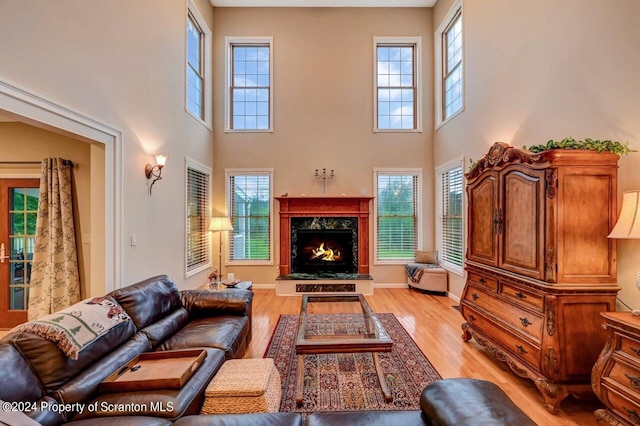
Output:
0 275 253 425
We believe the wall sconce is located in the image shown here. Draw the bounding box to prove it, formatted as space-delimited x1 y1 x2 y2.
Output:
145 154 167 195
315 168 335 194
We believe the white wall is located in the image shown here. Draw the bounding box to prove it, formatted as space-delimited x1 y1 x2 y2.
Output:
433 0 640 305
0 0 216 291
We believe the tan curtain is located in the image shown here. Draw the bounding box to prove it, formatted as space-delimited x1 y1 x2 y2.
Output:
28 158 81 320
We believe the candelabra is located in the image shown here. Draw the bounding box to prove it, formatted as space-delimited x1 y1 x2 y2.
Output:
315 168 334 194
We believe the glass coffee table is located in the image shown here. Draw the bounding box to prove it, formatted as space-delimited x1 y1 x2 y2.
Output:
294 294 393 406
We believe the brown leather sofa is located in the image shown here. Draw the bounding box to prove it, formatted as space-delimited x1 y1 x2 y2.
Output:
0 275 253 425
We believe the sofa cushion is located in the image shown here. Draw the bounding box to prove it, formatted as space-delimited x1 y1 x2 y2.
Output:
3 318 136 395
72 348 225 422
109 275 181 330
180 290 253 318
53 332 151 407
420 378 536 426
0 342 43 403
63 416 173 426
157 316 249 359
306 411 426 426
174 413 303 426
140 307 190 349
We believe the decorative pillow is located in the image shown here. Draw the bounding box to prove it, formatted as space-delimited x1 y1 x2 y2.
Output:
10 297 130 360
415 250 438 264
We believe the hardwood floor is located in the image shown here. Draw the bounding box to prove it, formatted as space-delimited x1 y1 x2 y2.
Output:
0 288 603 424
247 288 603 426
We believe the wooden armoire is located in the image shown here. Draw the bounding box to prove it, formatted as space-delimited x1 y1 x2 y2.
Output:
461 142 620 414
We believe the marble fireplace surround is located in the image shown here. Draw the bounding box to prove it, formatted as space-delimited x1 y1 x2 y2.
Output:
275 196 374 279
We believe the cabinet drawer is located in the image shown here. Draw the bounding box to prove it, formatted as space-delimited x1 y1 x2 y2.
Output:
501 283 544 311
465 306 541 369
467 272 498 291
600 385 640 425
463 285 543 343
604 356 640 397
618 332 640 362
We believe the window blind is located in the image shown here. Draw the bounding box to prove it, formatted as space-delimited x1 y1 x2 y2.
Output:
376 173 419 261
228 173 271 261
440 166 463 267
186 165 210 274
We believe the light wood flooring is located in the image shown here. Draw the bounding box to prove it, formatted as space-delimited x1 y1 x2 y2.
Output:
0 288 603 424
247 288 603 426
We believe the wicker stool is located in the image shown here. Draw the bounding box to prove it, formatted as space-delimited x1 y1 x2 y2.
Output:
201 358 282 414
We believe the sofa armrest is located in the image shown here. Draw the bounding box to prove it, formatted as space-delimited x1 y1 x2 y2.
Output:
180 289 253 318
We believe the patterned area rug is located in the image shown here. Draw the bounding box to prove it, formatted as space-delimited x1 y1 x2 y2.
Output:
264 313 442 414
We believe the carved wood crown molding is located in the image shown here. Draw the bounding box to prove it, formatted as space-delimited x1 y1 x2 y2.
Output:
466 142 539 180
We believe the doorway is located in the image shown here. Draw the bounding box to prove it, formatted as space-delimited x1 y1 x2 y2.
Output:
0 179 39 327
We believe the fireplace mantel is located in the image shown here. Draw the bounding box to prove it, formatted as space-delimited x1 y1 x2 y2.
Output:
275 196 374 276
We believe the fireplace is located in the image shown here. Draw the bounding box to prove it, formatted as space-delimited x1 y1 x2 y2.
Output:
291 218 357 274
275 196 373 278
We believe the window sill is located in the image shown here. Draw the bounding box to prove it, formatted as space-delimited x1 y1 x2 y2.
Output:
186 109 212 131
225 129 274 134
435 107 463 130
374 128 423 134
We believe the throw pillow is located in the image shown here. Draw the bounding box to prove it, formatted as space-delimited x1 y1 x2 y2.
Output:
415 250 438 264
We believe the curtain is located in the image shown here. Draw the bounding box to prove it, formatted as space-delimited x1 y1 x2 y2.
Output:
28 158 80 320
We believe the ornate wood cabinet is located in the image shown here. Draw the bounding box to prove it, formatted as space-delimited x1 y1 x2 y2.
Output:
593 312 640 425
461 142 620 414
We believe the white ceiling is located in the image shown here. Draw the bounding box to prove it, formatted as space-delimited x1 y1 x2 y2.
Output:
210 0 437 7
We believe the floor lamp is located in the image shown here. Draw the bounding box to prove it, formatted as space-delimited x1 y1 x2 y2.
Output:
209 217 233 282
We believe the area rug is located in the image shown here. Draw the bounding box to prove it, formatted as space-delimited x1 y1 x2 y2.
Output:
264 313 442 414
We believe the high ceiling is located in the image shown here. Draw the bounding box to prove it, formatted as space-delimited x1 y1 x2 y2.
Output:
210 0 437 7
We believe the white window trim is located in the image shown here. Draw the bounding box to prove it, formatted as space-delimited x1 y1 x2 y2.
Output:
373 36 423 133
225 37 274 133
186 0 212 129
373 167 423 265
225 167 274 265
185 157 212 278
436 157 465 277
435 0 464 129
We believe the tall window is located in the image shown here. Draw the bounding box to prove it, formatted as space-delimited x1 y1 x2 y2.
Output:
186 1 211 127
226 37 273 131
374 169 422 263
186 159 211 276
226 169 273 263
374 37 421 132
436 1 463 125
436 159 464 274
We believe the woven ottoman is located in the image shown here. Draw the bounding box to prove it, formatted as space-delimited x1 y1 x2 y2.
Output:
201 358 282 414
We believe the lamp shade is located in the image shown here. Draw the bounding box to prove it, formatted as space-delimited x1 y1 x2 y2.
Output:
209 216 233 232
608 190 640 239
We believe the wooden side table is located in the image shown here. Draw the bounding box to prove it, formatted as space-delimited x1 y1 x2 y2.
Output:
207 281 253 291
592 312 640 425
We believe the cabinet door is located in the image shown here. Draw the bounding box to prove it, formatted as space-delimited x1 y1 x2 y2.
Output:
499 167 546 279
467 172 499 267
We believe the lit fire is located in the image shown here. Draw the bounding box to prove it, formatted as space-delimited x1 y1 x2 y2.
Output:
310 242 341 262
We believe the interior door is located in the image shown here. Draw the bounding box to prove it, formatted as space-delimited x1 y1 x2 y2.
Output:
0 179 39 328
